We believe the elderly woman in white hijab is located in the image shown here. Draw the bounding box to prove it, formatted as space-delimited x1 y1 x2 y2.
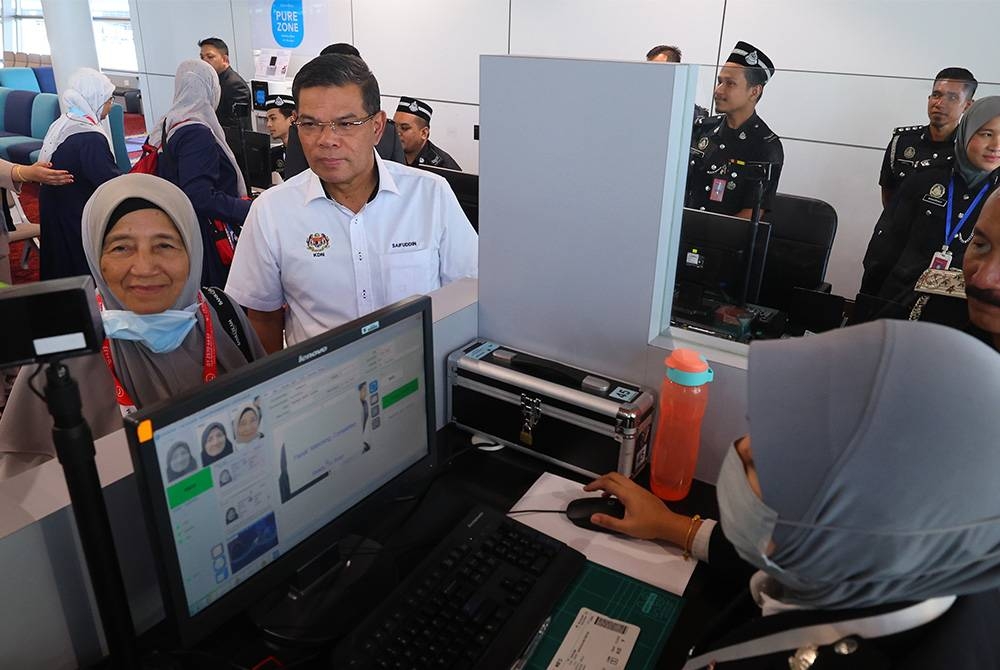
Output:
153 59 251 288
587 320 1000 668
37 67 123 281
0 173 265 480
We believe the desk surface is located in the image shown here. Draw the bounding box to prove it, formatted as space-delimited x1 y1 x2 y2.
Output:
138 427 731 670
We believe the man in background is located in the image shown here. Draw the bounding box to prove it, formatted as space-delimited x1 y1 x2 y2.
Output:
394 97 461 170
263 93 295 180
879 67 977 207
199 37 250 127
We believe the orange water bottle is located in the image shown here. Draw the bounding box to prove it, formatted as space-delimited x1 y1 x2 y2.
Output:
650 349 713 500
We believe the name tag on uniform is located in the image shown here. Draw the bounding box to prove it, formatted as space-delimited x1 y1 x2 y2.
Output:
710 178 727 202
929 249 953 270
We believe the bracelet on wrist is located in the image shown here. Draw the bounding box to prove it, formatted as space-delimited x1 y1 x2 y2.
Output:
682 514 701 561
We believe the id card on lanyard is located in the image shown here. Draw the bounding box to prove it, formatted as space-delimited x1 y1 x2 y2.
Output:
96 293 217 416
933 178 990 269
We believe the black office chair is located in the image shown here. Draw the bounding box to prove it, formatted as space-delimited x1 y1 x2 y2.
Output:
758 193 838 312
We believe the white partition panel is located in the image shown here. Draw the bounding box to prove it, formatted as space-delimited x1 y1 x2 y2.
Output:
355 0 509 104
140 73 177 133
511 0 723 116
778 140 885 298
132 0 241 76
478 56 695 382
382 96 481 174
721 0 1000 79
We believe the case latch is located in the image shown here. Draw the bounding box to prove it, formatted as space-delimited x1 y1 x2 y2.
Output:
519 394 542 446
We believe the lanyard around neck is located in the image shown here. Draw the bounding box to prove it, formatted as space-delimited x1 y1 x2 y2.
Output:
944 178 990 248
96 293 216 414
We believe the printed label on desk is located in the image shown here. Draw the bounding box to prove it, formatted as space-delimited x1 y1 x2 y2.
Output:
465 341 499 360
608 386 639 403
546 607 639 670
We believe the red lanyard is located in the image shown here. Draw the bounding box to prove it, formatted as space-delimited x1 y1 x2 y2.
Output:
96 293 216 413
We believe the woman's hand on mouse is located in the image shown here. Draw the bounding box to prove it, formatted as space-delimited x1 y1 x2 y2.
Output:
584 472 692 544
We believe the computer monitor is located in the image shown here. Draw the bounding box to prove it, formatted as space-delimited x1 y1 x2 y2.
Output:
418 164 479 231
250 80 270 111
674 207 772 308
125 296 438 647
224 127 272 191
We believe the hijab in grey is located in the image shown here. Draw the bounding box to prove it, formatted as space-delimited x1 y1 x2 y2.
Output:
954 95 1000 188
0 174 264 479
740 319 1000 610
81 172 261 406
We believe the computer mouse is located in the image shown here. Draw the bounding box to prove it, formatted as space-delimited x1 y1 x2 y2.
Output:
565 496 626 533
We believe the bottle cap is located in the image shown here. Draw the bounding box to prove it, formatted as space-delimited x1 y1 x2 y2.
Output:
665 349 714 386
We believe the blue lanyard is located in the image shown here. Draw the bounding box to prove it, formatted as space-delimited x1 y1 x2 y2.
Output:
944 178 990 248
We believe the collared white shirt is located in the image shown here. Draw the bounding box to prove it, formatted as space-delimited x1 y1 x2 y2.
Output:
225 151 478 345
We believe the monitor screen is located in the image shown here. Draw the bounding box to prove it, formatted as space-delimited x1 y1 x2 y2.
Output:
224 127 272 191
126 296 437 646
250 80 270 111
674 208 771 307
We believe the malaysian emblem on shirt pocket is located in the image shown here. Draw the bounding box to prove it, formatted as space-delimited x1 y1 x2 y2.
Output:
306 232 330 256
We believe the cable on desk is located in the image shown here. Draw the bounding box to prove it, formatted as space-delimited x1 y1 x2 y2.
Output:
508 509 567 515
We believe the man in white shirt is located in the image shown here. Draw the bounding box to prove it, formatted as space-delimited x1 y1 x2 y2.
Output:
225 55 478 352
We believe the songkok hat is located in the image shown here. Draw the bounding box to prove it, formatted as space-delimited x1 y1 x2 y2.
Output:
726 41 775 82
397 96 432 123
263 94 294 111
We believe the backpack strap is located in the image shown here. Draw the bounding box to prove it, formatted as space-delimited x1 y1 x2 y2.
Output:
201 286 254 363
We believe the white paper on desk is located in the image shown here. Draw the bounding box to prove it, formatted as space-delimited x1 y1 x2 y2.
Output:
509 472 696 596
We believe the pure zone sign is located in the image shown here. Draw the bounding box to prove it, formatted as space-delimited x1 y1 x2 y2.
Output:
271 0 304 48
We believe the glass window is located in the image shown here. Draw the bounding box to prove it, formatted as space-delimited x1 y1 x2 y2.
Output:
16 17 47 54
91 0 130 19
93 19 136 71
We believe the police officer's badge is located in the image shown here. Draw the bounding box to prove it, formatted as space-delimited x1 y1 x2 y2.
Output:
903 146 916 159
746 51 759 66
726 181 736 190
274 96 285 107
408 100 420 113
306 232 331 254
697 136 710 150
739 131 747 140
929 184 946 199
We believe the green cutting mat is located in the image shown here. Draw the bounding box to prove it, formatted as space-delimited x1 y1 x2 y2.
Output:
525 561 685 670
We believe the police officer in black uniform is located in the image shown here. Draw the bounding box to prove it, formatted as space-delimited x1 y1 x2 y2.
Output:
861 96 1000 317
394 97 462 171
263 93 295 181
879 67 977 208
687 41 783 218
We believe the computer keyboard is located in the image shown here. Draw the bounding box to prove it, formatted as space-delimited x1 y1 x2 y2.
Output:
331 505 586 670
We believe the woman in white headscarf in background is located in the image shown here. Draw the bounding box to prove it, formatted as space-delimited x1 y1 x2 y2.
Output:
0 173 264 480
37 67 122 281
153 59 250 288
587 320 1000 668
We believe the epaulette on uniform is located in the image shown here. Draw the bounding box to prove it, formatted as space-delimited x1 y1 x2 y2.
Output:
695 113 725 127
892 125 924 136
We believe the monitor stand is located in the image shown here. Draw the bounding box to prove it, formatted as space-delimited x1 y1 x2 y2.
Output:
247 535 384 645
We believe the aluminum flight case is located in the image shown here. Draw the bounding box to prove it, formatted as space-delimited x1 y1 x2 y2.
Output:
447 340 654 478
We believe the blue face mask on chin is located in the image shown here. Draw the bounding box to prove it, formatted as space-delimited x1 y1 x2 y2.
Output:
101 304 199 353
716 443 789 576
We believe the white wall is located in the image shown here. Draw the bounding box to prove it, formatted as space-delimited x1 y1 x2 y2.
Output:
123 0 997 299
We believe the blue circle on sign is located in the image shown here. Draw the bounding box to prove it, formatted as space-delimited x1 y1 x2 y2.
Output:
271 0 304 48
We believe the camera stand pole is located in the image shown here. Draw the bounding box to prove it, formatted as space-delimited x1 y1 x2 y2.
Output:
44 362 139 668
738 162 772 307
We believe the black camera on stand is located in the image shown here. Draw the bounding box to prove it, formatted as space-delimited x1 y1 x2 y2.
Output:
1 276 139 668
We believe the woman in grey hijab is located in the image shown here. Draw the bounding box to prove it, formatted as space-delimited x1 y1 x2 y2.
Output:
861 96 1000 317
587 320 1000 668
0 173 265 480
